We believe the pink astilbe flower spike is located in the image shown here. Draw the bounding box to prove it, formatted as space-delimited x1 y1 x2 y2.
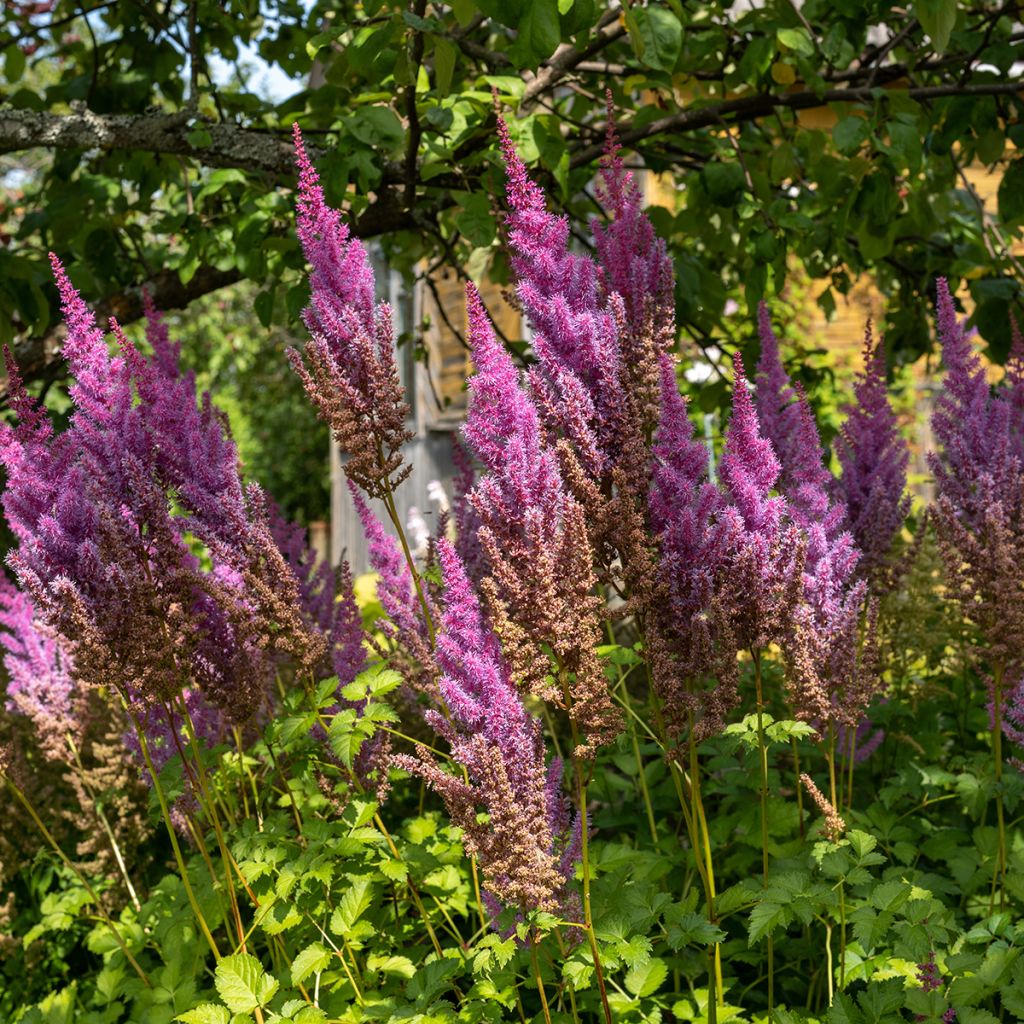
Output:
685 354 805 737
592 91 675 354
0 577 79 761
929 278 1015 524
646 355 729 739
835 325 911 587
754 301 798 471
497 113 623 479
348 483 436 703
0 258 319 738
393 539 580 920
755 305 838 531
451 434 485 583
929 279 1024 746
289 124 412 499
462 284 619 755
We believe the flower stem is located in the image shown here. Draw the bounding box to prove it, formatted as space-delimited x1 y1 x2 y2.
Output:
529 930 554 1024
991 662 1007 909
752 648 774 1016
125 703 221 959
2 770 152 988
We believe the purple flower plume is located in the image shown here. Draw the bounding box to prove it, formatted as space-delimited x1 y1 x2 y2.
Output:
288 125 412 499
0 577 78 760
497 114 621 479
450 434 484 583
462 283 619 754
393 539 580 918
592 92 674 352
929 279 1024 740
754 305 838 532
835 326 911 586
0 258 320 730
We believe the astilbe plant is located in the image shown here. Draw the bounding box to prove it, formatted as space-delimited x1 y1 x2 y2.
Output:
835 326 911 588
393 539 580 919
0 259 325 781
462 282 618 756
0 578 78 762
498 111 670 620
928 278 1024 889
755 312 881 742
289 124 412 500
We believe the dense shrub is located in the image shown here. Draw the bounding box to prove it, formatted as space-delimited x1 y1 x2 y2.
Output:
0 113 1022 1024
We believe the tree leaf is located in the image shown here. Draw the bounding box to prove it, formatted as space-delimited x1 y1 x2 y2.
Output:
214 954 279 1015
628 7 683 71
509 0 561 66
916 0 957 54
998 159 1024 224
433 37 456 97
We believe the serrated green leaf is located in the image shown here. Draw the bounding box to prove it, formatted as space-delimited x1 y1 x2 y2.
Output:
176 1005 230 1024
625 957 668 997
367 953 417 979
748 901 790 945
291 943 332 985
331 877 375 936
214 955 278 1015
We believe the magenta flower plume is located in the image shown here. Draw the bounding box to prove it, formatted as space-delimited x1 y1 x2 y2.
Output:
592 93 674 350
450 434 484 584
394 539 580 917
0 577 79 760
289 124 412 498
0 258 319 730
462 283 618 754
929 279 1024 738
646 355 731 738
720 353 785 538
670 355 802 731
835 325 911 585
1004 314 1024 455
929 278 1014 524
348 482 436 701
497 114 623 478
753 301 798 466
755 304 838 530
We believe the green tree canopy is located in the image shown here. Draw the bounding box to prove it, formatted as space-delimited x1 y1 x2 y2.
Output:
1 0 1022 397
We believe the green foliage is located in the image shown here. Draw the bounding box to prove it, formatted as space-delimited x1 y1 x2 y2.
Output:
2 0 1023 409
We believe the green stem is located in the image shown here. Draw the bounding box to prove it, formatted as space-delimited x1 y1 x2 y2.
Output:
529 931 554 1024
126 705 221 959
689 729 723 1020
752 649 774 1017
2 771 152 988
174 699 248 950
992 662 1007 909
792 737 805 840
620 665 659 847
381 484 436 644
560 667 613 1024
838 880 846 991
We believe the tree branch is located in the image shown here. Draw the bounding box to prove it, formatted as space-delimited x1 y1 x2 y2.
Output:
569 80 1024 168
2 185 421 404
